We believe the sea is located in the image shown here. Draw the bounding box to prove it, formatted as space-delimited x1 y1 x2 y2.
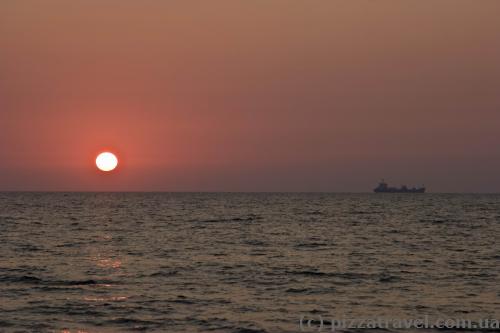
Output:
0 193 499 333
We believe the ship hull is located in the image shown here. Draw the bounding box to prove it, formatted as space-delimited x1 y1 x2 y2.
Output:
374 188 426 193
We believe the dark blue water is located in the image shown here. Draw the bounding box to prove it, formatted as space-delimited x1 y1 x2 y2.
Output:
0 193 499 332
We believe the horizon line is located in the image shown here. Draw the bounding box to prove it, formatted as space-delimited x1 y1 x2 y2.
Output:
1 190 499 194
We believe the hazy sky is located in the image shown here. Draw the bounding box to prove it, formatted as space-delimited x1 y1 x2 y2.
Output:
1 1 499 192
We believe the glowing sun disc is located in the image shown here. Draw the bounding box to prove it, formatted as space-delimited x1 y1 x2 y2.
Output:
96 152 118 172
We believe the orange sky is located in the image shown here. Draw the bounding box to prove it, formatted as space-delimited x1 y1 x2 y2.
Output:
1 1 500 191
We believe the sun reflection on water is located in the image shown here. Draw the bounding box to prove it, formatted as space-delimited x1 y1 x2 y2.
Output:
96 258 122 269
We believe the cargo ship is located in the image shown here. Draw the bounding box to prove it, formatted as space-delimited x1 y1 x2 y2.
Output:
374 180 425 193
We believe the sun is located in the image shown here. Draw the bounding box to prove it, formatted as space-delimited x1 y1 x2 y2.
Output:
96 152 118 172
